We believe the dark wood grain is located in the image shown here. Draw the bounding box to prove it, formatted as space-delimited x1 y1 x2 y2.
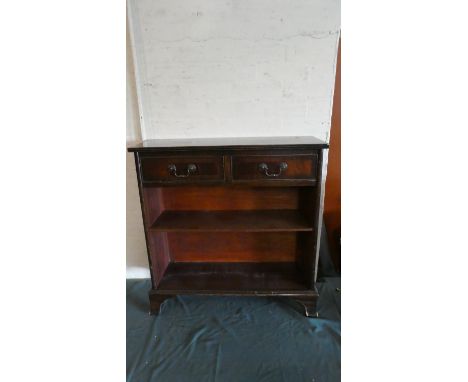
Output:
148 293 172 315
128 136 328 152
311 149 327 285
141 186 170 287
151 210 314 232
133 152 157 288
295 295 319 317
167 231 300 262
156 262 312 294
324 39 341 272
232 154 318 183
129 140 327 316
161 186 304 210
140 155 224 185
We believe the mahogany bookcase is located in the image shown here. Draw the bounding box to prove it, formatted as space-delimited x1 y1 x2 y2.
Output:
128 136 328 316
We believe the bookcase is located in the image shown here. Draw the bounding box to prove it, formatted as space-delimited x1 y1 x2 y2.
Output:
128 136 328 316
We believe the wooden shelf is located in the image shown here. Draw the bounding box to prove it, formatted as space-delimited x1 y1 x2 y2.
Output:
151 210 314 232
155 262 313 294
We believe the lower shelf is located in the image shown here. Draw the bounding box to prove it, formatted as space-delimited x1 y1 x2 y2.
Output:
155 262 315 295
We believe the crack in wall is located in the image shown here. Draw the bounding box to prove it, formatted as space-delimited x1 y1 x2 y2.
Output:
149 30 340 44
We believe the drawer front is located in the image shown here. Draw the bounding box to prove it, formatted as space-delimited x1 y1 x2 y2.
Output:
231 154 318 182
140 156 225 184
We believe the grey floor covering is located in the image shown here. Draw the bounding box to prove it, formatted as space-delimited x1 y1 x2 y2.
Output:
127 277 341 382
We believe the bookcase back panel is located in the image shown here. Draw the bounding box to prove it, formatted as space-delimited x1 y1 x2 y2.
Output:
168 232 298 262
161 186 303 211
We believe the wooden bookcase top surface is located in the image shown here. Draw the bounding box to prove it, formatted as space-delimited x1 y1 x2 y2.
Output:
127 136 328 151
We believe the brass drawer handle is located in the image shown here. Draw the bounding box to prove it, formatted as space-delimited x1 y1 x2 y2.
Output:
258 162 288 177
168 163 197 178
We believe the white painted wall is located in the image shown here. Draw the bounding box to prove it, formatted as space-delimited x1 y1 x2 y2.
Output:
128 0 340 142
126 0 340 278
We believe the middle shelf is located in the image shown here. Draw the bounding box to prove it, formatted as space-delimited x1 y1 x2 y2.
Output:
150 210 314 232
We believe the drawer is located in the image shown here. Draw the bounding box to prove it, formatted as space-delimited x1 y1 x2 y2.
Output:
231 154 318 182
140 156 225 184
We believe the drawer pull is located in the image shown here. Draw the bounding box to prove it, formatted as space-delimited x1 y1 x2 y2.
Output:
168 164 197 178
258 162 288 177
